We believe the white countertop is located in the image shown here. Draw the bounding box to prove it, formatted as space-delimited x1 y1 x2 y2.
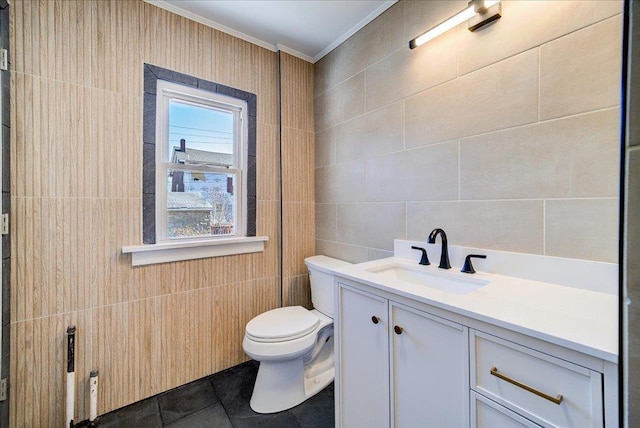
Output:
333 256 618 363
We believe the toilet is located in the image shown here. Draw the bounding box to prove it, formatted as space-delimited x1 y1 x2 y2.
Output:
242 255 351 414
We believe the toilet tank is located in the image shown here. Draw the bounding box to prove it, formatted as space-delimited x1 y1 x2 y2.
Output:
305 255 352 318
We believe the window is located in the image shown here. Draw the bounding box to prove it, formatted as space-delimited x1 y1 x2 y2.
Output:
122 65 263 266
156 80 247 242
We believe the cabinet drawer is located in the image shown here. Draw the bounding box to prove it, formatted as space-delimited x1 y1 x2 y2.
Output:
471 391 541 428
470 330 603 428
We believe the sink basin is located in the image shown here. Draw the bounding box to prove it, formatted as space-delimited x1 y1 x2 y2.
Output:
365 263 489 295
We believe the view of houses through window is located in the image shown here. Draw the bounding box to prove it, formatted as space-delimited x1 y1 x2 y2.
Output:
165 98 240 239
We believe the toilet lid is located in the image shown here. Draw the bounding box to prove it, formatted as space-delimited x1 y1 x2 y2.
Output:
245 306 320 343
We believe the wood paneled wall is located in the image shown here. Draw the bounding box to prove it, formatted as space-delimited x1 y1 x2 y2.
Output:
280 53 315 308
7 1 308 425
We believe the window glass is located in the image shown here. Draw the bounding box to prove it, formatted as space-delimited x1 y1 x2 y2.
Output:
155 80 247 242
166 171 236 238
168 100 234 167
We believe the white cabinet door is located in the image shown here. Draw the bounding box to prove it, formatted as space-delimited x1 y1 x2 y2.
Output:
391 303 469 428
339 285 389 428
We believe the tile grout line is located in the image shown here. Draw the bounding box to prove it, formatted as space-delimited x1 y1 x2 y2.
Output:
543 199 546 256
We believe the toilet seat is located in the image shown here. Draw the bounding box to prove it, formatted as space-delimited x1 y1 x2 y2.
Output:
246 306 320 343
243 309 333 362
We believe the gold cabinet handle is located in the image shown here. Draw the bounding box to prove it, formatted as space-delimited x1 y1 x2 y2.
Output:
490 367 563 405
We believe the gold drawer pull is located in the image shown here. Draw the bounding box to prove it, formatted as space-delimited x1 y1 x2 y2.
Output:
490 367 563 405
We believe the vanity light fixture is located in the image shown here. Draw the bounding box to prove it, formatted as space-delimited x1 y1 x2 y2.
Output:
409 0 502 49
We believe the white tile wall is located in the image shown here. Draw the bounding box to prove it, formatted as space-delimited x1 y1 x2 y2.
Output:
459 108 620 200
365 142 458 202
545 198 619 263
315 0 623 264
336 101 405 162
406 200 544 254
405 49 539 147
540 15 623 120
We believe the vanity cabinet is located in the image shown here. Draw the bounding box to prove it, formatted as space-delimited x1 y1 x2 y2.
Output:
470 330 603 428
336 278 615 428
337 284 468 428
339 285 389 427
471 391 542 427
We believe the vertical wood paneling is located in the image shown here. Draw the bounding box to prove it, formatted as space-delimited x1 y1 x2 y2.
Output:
281 54 315 132
283 275 312 310
254 48 279 126
257 124 280 202
283 203 315 277
11 311 92 427
11 0 285 424
282 129 314 203
280 53 315 307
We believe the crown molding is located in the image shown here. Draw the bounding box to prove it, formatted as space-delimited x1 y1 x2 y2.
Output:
145 0 397 64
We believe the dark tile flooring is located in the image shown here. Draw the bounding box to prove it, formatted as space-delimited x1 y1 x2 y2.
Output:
77 360 335 428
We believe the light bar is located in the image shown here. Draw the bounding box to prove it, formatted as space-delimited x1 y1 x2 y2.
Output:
409 0 502 49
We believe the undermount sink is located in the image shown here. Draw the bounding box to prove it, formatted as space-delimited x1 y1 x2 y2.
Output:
365 263 490 295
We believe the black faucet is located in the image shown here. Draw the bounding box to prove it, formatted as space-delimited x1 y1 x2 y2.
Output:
411 246 430 265
427 228 451 269
461 254 487 274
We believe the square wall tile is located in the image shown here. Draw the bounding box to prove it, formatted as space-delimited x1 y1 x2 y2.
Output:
460 108 620 200
545 198 619 263
540 15 623 120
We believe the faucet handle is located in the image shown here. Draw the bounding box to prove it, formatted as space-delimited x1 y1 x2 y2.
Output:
461 254 487 274
411 246 430 265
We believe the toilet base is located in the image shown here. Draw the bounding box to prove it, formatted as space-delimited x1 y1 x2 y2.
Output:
250 358 305 413
249 344 335 414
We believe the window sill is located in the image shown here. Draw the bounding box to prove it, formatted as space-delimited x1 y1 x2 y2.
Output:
122 236 269 266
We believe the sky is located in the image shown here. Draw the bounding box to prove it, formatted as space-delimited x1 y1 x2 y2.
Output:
168 100 235 155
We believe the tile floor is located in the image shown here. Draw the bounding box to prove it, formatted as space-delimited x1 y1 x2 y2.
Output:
77 360 335 427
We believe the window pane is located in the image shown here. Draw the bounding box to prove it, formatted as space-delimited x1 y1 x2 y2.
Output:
168 100 234 167
166 170 236 238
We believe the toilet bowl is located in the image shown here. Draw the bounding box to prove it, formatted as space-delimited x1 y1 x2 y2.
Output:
242 255 350 414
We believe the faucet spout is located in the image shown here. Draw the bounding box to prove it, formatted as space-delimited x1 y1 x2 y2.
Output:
427 228 451 269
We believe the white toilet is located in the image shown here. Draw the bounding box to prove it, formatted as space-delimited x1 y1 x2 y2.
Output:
242 255 350 413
